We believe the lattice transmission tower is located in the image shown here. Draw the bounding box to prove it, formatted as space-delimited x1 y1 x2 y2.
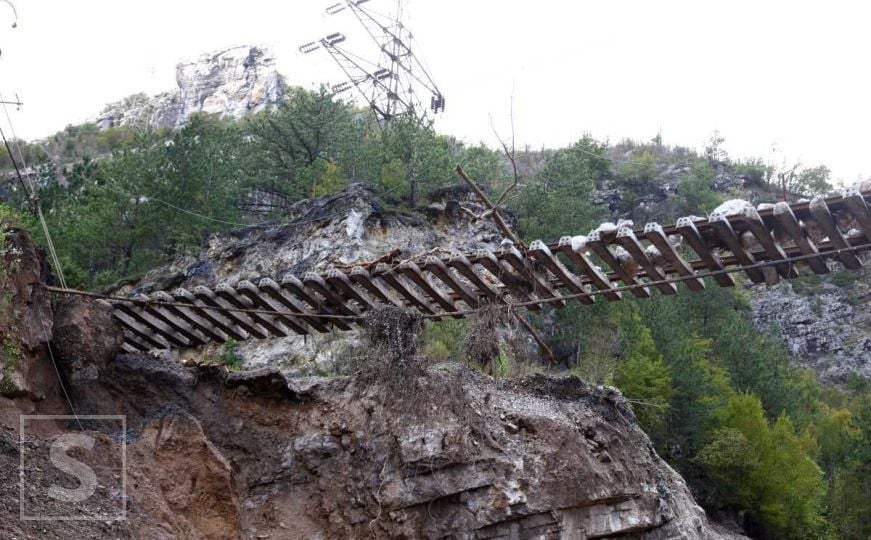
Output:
298 0 444 126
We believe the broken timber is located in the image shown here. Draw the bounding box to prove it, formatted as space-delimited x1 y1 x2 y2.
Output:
102 190 871 351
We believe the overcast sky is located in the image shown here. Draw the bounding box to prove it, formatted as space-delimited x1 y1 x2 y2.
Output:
0 0 868 182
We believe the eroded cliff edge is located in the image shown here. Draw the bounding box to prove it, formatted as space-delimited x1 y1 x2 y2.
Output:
0 230 745 539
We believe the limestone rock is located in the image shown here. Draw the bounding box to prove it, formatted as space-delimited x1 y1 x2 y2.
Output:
98 45 284 130
111 182 508 370
65 354 746 539
174 46 284 126
749 268 871 383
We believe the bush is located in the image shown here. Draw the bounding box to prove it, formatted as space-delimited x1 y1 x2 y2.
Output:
831 269 857 288
734 158 772 186
617 149 657 189
791 273 822 296
422 318 466 361
218 340 243 371
675 161 722 215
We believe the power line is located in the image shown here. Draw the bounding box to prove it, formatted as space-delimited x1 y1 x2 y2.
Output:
39 316 84 432
90 178 409 230
300 0 445 124
0 98 69 289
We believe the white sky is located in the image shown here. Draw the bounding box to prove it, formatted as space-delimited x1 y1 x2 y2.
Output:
0 0 869 182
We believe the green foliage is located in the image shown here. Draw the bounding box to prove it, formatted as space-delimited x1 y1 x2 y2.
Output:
675 160 723 215
734 157 773 187
699 394 827 538
770 164 834 198
830 269 857 288
0 204 22 280
423 318 467 361
517 136 609 241
251 86 354 201
493 349 510 378
30 115 256 287
614 350 672 442
617 148 657 190
0 338 22 395
795 165 834 197
311 159 348 197
218 340 243 371
790 272 823 296
459 145 508 193
827 397 871 539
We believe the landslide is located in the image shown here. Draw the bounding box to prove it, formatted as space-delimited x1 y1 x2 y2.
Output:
0 227 746 539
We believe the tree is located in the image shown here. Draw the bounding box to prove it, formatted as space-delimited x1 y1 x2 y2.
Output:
617 149 657 190
675 160 723 216
517 136 609 241
698 394 827 539
613 320 673 444
772 163 833 199
829 397 871 539
251 86 353 203
378 108 457 206
459 144 508 193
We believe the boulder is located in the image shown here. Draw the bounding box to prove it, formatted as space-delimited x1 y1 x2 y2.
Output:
0 230 54 398
51 297 123 383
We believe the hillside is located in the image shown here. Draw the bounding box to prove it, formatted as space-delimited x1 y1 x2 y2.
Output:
3 46 871 539
1 229 747 539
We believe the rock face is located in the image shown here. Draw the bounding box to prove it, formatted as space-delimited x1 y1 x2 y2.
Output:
0 230 56 398
61 354 745 539
122 183 508 291
127 412 242 540
749 268 871 383
114 183 511 369
98 45 284 130
51 297 124 384
0 230 744 539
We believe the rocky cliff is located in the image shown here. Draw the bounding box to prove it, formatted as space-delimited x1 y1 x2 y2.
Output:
573 150 871 386
748 268 871 383
113 183 514 370
0 229 746 538
98 45 284 130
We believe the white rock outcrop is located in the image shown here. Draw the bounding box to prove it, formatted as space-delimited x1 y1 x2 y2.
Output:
98 45 284 130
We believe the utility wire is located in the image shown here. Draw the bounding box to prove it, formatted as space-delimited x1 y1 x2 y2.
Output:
89 177 408 230
39 317 84 432
0 99 81 427
0 118 68 288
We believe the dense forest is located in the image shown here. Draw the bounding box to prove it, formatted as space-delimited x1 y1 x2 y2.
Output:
5 86 871 539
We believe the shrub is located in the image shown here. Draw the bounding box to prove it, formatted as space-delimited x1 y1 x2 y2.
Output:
617 149 657 189
218 340 243 371
422 318 466 361
831 269 856 288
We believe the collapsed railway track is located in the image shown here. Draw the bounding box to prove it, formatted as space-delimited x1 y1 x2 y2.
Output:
52 188 871 352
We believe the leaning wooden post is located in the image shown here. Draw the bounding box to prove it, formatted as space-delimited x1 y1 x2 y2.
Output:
454 164 525 249
454 163 553 364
